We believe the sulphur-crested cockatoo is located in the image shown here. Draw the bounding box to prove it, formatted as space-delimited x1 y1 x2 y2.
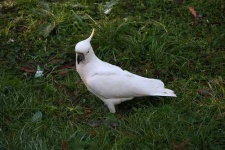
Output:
75 29 176 113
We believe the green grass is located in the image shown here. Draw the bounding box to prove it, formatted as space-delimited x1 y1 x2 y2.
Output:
1 0 225 149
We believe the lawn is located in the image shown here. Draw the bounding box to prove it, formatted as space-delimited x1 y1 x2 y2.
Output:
1 0 225 149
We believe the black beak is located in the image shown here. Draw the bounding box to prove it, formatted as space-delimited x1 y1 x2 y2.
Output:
77 53 84 64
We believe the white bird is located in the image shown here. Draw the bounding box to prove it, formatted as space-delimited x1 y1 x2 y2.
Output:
75 29 176 113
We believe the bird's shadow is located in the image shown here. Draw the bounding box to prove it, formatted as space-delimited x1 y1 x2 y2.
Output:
117 97 170 114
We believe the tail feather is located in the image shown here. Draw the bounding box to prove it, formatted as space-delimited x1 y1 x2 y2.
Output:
162 88 177 97
126 72 176 97
150 88 177 97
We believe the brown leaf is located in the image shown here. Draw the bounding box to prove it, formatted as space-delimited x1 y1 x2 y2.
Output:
198 89 212 97
188 7 197 18
84 107 92 118
173 139 190 150
58 70 69 76
85 108 91 113
61 141 68 150
188 7 198 25
20 67 36 73
59 60 76 69
54 60 76 75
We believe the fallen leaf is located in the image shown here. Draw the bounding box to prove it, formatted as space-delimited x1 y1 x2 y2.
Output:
55 61 76 75
188 7 199 25
188 7 197 18
84 107 92 118
35 65 44 78
58 70 69 76
104 8 112 14
198 89 212 97
59 60 76 69
39 22 56 37
85 108 91 113
31 111 42 122
173 139 190 150
104 0 119 14
61 141 68 150
20 67 36 73
20 64 36 73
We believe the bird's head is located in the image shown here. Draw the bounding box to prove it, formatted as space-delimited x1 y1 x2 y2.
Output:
75 29 95 64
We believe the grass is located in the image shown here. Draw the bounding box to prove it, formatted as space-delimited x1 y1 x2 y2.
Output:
1 0 225 149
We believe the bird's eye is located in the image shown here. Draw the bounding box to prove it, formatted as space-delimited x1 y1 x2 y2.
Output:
87 51 89 54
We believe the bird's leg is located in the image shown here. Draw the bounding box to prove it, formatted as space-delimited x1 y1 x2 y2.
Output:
104 101 116 113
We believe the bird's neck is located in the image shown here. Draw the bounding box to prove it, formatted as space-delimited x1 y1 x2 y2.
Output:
88 51 100 63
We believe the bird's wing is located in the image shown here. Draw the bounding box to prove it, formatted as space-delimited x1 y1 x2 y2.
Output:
86 65 165 99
